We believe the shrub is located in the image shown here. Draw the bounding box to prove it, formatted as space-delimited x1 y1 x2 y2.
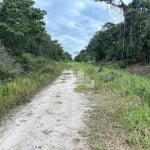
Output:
0 48 20 80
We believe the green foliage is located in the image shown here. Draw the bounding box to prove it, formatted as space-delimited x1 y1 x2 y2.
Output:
29 32 70 61
0 56 64 116
76 0 150 65
122 107 150 148
0 48 21 80
20 53 67 75
74 49 95 62
0 0 46 55
40 65 54 74
21 53 47 71
0 0 71 117
62 52 72 62
0 0 71 60
70 62 150 148
0 62 14 80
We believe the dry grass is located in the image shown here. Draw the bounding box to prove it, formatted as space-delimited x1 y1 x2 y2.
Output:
126 64 150 78
82 91 134 150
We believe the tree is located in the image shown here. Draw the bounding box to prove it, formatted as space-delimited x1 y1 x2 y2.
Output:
92 0 150 64
95 0 126 7
75 0 150 65
62 52 72 62
94 0 127 16
29 32 72 61
0 0 46 55
74 49 95 62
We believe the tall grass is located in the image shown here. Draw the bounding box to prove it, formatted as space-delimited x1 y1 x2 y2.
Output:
0 55 65 117
69 62 150 149
70 62 150 106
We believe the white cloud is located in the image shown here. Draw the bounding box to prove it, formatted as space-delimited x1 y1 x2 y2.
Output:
34 0 133 57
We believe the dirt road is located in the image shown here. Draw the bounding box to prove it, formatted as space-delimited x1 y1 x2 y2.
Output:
0 70 89 150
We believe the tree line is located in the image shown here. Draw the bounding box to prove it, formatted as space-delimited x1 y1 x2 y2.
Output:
75 0 150 66
0 0 72 61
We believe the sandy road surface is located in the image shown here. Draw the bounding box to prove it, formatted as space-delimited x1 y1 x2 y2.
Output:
0 70 89 150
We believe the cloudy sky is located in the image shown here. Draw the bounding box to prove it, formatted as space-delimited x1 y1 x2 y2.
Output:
34 0 132 57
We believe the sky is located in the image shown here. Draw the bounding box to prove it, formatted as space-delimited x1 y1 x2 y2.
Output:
34 0 132 58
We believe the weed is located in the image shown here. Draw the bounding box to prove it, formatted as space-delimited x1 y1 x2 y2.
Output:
70 62 150 149
0 58 64 117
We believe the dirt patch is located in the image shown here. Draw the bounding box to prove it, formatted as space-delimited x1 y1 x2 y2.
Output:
126 64 150 78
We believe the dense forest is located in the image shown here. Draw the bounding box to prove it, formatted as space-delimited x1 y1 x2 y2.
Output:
0 0 72 81
75 0 150 67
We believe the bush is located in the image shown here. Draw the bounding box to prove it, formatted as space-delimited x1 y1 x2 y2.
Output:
21 53 37 71
21 53 56 73
39 65 55 74
0 48 21 81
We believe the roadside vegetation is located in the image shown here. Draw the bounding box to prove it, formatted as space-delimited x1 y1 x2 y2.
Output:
0 0 71 117
0 49 65 116
75 0 150 67
70 62 150 150
73 1 150 148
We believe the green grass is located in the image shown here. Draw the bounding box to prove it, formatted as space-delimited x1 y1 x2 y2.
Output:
0 57 65 117
69 62 150 149
122 106 150 148
70 62 150 106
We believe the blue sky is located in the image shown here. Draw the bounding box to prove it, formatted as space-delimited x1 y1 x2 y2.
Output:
34 0 132 57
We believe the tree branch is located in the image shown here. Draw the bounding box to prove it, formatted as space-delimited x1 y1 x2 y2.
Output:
111 2 124 8
95 0 127 8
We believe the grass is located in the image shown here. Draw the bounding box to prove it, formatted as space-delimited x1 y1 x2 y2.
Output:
122 106 150 148
69 62 150 149
0 57 65 117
